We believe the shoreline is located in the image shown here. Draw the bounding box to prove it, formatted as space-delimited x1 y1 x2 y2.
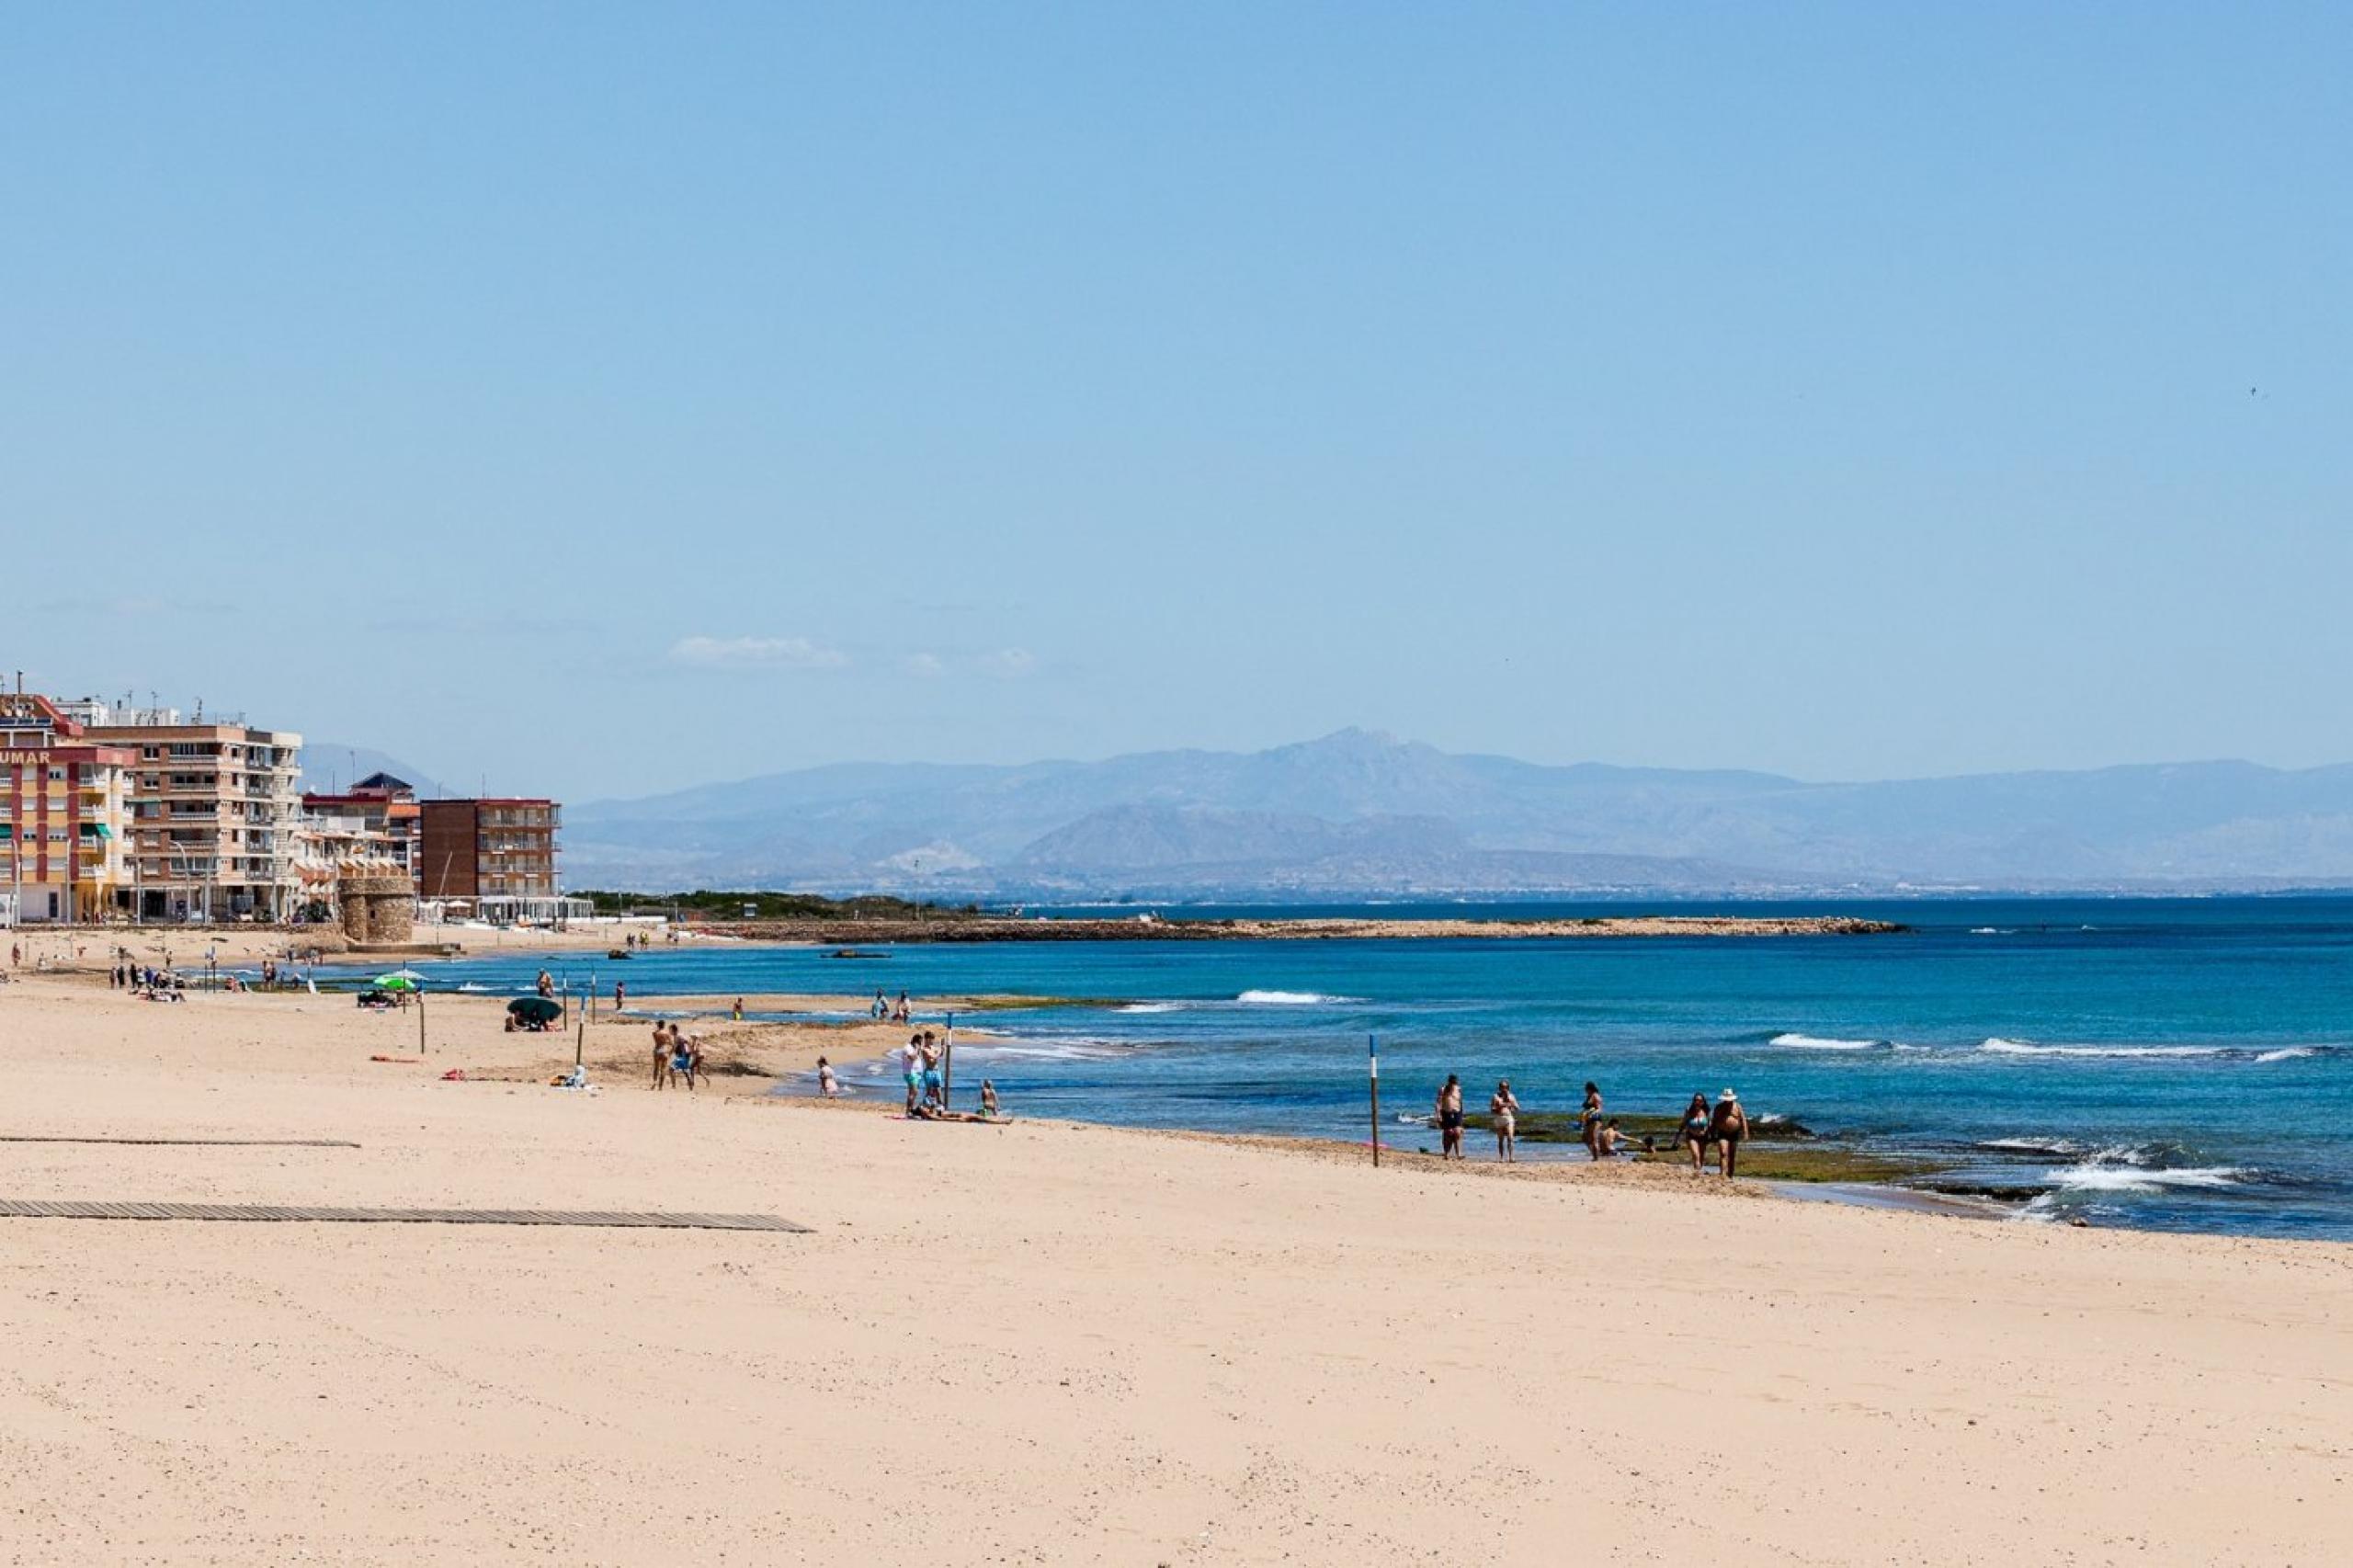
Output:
0 968 2347 1562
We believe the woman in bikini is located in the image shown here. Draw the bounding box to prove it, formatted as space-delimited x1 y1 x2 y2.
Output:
1580 1081 1605 1161
1678 1091 1713 1173
1489 1080 1519 1163
1708 1088 1749 1176
1436 1074 1466 1160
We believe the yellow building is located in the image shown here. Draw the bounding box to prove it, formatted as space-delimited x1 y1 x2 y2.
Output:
0 691 135 925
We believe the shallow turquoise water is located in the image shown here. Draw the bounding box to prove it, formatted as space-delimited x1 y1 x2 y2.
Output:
363 898 2353 1240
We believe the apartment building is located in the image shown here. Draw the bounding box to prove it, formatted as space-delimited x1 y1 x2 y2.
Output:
418 798 562 900
72 700 305 922
0 691 135 924
300 772 420 880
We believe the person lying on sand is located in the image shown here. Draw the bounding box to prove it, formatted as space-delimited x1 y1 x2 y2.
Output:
1708 1089 1748 1176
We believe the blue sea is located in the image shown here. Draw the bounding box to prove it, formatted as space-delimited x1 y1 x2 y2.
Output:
372 898 2353 1241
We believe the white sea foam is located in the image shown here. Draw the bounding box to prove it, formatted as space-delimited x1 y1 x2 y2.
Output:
2254 1046 2317 1062
1979 1137 2084 1155
1969 926 2017 936
1979 1039 2219 1059
2047 1161 2248 1193
1769 1032 1881 1051
1235 990 1357 1006
1118 1002 1186 1014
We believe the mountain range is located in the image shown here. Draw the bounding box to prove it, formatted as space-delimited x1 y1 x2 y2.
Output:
526 730 2353 896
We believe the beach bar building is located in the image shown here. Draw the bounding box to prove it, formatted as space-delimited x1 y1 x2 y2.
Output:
418 798 563 903
0 690 135 924
70 699 305 922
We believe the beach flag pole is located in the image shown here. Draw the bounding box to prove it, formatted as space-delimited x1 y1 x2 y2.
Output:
1369 1034 1381 1167
943 1011 956 1106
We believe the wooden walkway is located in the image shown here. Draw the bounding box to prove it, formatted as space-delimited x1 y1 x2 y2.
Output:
0 1199 806 1232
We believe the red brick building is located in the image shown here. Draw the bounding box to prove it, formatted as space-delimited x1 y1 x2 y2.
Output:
417 798 562 901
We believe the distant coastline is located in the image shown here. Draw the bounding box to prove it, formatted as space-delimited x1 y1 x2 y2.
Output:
704 913 1904 944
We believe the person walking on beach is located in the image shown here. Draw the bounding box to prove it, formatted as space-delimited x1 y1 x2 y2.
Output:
614 979 627 1015
873 989 888 1019
980 1079 1000 1119
651 1020 672 1089
536 970 554 999
731 997 744 1021
1678 1092 1713 1174
1436 1074 1465 1159
901 1033 924 1114
1708 1088 1749 1176
1580 1081 1605 1161
894 990 911 1024
1489 1080 1519 1163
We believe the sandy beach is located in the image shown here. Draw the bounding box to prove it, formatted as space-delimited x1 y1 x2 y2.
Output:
0 965 2345 1565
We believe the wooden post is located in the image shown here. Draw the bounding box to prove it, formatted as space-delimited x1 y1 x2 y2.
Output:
417 985 426 1055
575 1005 585 1068
1369 1034 1381 1167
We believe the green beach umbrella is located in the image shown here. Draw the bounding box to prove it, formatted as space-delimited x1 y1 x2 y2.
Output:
371 973 420 992
507 995 562 1024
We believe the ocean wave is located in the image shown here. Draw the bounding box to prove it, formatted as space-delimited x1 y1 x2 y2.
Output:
1976 1137 2084 1156
1235 990 1358 1006
1770 1032 1883 1051
960 1040 1130 1062
1979 1039 2221 1059
1118 1003 1186 1014
1969 926 2017 936
2254 1046 2318 1062
2047 1160 2249 1194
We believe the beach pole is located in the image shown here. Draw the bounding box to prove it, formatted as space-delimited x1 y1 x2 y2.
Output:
1369 1034 1381 1167
943 1010 956 1106
418 985 426 1056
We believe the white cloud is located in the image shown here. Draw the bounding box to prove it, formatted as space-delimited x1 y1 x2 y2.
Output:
667 635 850 670
982 647 1037 677
901 652 946 677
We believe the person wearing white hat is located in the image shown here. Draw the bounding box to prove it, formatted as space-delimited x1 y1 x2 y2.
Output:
1707 1088 1749 1176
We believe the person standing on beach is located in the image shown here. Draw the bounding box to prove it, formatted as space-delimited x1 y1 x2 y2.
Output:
901 1033 924 1114
1678 1092 1713 1174
1436 1074 1465 1159
919 1031 945 1110
651 1020 672 1089
614 979 627 1015
1489 1080 1519 1163
1580 1082 1605 1160
1708 1089 1749 1176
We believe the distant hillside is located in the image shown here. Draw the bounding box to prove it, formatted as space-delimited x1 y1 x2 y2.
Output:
557 729 2353 895
295 744 449 800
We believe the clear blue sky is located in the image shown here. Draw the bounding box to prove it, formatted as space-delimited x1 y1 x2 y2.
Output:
6 3 2347 800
